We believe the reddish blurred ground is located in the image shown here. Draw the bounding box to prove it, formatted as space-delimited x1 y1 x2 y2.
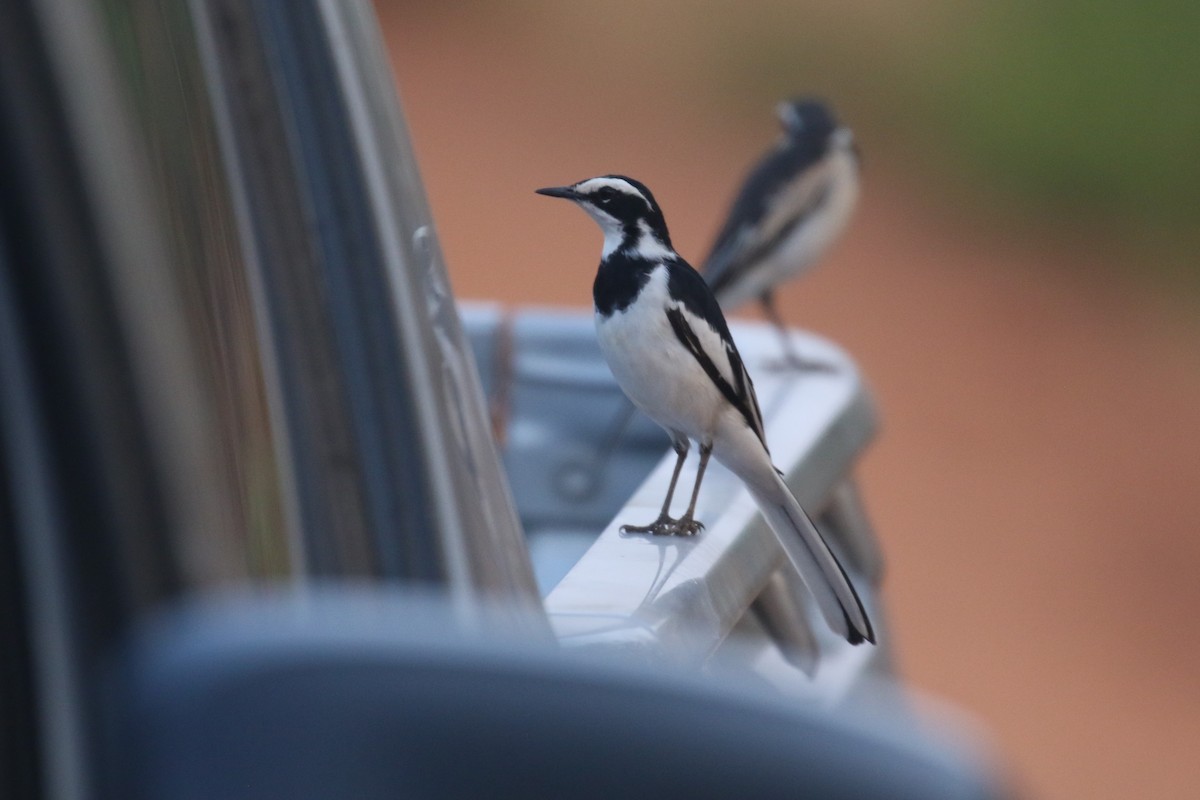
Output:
378 6 1200 798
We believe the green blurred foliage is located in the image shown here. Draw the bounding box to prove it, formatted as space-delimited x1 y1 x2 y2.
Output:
936 4 1200 230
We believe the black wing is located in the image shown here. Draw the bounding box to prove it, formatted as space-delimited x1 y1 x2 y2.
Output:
664 261 767 448
702 133 833 296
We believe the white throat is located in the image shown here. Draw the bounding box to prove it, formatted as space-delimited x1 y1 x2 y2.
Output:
580 203 674 261
600 225 625 258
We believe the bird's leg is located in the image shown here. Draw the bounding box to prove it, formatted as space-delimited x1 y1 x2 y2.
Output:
672 441 713 536
760 291 837 373
620 437 688 536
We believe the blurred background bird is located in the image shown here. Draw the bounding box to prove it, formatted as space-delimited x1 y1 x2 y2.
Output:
703 98 859 369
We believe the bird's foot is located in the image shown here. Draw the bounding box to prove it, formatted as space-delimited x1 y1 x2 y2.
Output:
669 516 705 537
620 515 679 537
620 514 705 537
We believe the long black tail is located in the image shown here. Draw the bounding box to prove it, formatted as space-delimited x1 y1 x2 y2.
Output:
748 472 874 645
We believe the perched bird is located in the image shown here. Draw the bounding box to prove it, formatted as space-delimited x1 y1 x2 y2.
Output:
536 175 874 645
702 98 860 368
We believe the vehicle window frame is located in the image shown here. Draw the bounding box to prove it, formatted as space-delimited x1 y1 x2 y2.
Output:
193 0 543 609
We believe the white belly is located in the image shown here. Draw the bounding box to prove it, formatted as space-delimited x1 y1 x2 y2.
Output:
595 267 725 441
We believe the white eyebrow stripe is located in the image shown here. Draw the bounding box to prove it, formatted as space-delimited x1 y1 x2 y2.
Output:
575 177 653 209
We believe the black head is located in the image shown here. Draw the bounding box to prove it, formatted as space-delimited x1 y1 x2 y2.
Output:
774 97 858 162
775 97 839 139
536 175 673 252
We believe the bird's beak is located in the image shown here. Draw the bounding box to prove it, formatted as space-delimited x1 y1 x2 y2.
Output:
535 185 580 201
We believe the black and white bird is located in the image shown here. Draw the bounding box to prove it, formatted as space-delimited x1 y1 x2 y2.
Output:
536 175 874 646
702 98 860 368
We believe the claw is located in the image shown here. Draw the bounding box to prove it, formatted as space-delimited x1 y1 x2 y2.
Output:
620 515 678 537
620 514 705 537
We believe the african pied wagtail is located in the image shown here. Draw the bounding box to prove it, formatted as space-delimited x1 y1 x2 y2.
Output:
537 175 874 645
702 98 859 369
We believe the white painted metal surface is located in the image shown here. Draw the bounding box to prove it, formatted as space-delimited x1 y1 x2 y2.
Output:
543 321 883 692
463 304 888 696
